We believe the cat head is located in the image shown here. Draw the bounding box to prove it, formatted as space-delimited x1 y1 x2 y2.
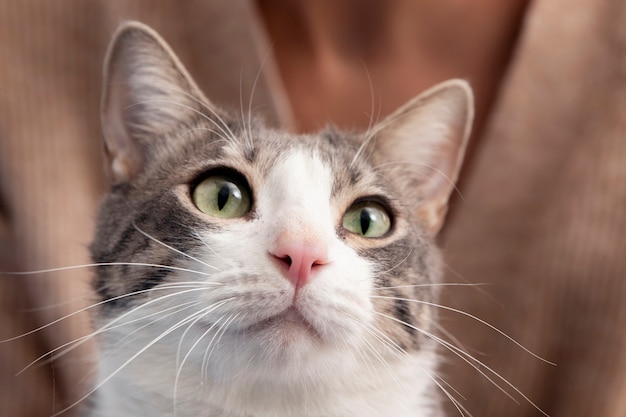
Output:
92 21 472 391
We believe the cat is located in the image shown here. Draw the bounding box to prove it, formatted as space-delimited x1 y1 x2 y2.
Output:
85 21 473 417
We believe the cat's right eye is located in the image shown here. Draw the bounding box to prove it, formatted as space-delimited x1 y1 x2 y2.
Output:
342 201 392 238
192 175 251 219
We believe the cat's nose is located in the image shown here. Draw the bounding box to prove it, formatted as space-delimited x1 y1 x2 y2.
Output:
272 239 329 289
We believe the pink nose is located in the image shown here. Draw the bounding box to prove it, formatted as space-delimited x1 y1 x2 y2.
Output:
272 240 328 289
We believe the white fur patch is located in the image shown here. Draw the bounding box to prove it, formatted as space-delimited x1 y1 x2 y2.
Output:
259 150 336 251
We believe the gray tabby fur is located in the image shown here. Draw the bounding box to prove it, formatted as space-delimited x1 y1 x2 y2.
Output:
86 21 473 417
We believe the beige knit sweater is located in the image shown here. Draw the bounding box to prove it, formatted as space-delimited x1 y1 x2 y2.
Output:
1 1 624 416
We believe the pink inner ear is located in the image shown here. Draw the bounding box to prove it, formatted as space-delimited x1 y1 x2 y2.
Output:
101 22 215 186
371 81 473 236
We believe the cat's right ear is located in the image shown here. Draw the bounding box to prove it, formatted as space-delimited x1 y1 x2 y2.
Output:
369 80 474 236
101 21 213 185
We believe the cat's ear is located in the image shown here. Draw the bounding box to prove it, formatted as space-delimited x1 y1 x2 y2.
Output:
101 21 212 185
372 80 473 235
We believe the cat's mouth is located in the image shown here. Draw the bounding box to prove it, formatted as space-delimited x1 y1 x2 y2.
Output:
248 306 320 340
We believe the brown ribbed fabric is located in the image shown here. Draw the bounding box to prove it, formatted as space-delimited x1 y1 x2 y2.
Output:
440 0 626 416
1 1 625 417
0 2 284 416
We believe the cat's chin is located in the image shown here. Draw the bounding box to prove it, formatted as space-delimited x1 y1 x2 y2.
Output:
244 306 322 352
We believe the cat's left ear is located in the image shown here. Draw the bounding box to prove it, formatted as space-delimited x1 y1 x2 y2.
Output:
101 21 215 185
372 80 474 236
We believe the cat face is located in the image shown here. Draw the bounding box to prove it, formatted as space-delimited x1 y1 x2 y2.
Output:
90 22 472 415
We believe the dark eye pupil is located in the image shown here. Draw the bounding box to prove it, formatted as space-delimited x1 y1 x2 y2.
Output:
217 185 230 210
360 209 372 235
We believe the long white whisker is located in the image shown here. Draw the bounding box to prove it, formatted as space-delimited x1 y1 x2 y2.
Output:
375 245 414 276
16 286 215 373
173 301 235 417
371 295 555 365
49 296 232 417
375 311 519 403
191 231 238 269
146 85 240 144
174 298 231 370
374 311 549 417
1 262 215 278
174 127 233 145
430 372 472 417
239 67 252 150
373 283 490 291
113 300 209 348
1 282 218 344
351 101 416 169
358 331 402 387
339 327 380 386
373 160 465 201
19 299 201 376
442 262 504 306
201 313 239 382
200 314 228 383
361 321 408 359
132 222 221 272
126 99 237 145
245 44 273 151
350 60 381 169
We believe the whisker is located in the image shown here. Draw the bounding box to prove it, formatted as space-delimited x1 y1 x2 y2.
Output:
111 300 207 348
370 295 555 366
374 311 549 417
349 60 382 169
148 84 241 144
174 302 236 416
351 101 419 169
354 315 470 417
373 283 490 291
16 286 216 373
201 313 239 383
432 321 471 361
342 328 382 391
355 318 469 415
374 311 520 403
191 231 238 269
126 98 238 145
374 245 414 277
362 321 409 359
245 40 276 152
373 160 465 201
1 262 215 278
175 298 231 370
357 314 470 416
19 300 199 376
442 262 503 306
1 282 218 344
48 297 234 417
132 222 221 272
174 127 233 146
239 67 252 150
430 373 472 417
358 331 402 387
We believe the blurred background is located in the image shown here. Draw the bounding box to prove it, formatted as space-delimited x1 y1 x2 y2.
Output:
1 1 625 416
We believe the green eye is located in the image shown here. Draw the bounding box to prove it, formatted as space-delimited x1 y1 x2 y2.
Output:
342 201 391 238
192 175 251 218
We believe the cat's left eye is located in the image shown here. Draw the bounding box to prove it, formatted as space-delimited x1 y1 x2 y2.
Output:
192 175 251 219
342 201 391 238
